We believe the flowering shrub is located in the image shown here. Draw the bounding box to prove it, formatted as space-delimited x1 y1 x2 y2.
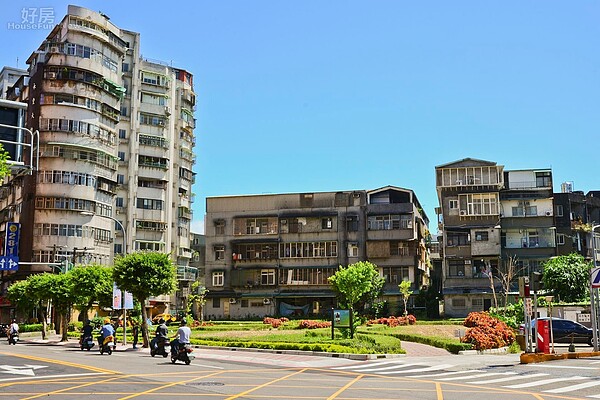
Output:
366 315 417 327
263 317 289 328
298 320 332 329
461 312 516 350
191 320 214 327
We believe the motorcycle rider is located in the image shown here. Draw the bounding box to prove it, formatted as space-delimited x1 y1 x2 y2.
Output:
170 319 191 357
80 320 93 345
98 318 115 348
8 319 18 342
151 318 169 350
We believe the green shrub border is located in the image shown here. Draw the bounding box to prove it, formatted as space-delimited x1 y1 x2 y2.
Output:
364 331 472 354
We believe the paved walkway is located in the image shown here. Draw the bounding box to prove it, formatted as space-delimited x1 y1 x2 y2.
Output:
401 340 453 357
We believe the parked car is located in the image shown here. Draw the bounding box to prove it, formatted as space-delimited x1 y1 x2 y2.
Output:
520 318 595 346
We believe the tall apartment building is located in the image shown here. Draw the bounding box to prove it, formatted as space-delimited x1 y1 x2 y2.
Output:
204 186 429 320
0 67 27 99
435 158 557 317
0 6 197 312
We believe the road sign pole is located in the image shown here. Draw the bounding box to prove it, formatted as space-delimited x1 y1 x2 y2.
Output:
591 270 599 352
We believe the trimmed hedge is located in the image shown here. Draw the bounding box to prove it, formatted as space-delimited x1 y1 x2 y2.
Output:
370 331 472 354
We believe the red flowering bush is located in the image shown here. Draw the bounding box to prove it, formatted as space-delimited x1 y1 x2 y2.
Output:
461 312 516 350
263 317 289 328
298 320 332 329
366 315 417 327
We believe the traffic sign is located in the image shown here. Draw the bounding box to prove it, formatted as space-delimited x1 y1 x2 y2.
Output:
591 267 600 288
0 256 18 271
525 297 533 316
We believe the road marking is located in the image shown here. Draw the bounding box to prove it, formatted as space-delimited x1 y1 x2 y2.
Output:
0 365 47 376
0 372 105 383
528 364 599 370
407 370 485 378
224 369 308 400
119 370 226 400
326 374 364 400
543 381 600 393
0 352 117 374
438 372 507 381
468 372 548 384
333 360 409 370
350 363 420 372
505 376 587 388
380 364 455 374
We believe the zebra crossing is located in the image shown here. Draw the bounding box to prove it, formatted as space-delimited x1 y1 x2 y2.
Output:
331 360 600 397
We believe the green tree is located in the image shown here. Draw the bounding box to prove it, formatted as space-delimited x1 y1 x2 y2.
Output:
398 280 413 317
187 281 208 323
329 261 384 315
542 253 592 303
113 252 177 347
70 265 113 321
26 273 74 341
0 144 11 179
6 279 36 323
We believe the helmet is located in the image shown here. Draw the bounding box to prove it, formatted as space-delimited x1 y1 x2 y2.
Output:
180 319 187 326
104 318 110 324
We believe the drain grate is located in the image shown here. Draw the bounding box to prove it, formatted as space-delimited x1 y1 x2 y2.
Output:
187 382 225 387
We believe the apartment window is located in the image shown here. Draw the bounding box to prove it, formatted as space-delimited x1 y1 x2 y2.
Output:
136 198 163 210
116 197 124 208
459 193 499 216
214 245 225 260
114 243 123 255
214 220 225 235
472 298 483 308
446 232 469 246
536 171 552 188
118 129 126 139
348 243 359 257
557 234 565 245
212 271 224 287
120 106 128 117
449 199 458 209
261 269 276 285
474 231 488 241
390 241 409 256
212 298 220 308
116 174 124 185
448 260 465 277
452 298 466 309
346 216 358 232
122 63 129 72
322 218 333 229
241 299 248 308
557 205 564 217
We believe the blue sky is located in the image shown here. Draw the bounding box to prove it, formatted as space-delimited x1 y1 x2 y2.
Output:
1 1 599 234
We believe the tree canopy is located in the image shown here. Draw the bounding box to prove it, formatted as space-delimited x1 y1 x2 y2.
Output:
542 253 592 303
329 261 384 312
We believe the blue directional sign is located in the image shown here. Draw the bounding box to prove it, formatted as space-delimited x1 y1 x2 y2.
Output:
4 222 20 257
591 267 600 289
0 256 19 271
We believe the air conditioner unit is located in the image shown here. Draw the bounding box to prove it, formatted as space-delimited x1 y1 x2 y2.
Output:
460 210 467 216
229 298 237 304
465 260 472 264
164 106 171 115
546 211 552 216
47 72 57 79
50 46 59 53
263 298 271 305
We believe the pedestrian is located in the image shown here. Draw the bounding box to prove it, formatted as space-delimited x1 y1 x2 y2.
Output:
132 320 139 349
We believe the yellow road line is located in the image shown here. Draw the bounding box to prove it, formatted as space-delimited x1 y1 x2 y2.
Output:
21 374 127 400
326 374 363 400
0 352 118 374
436 382 444 400
224 369 308 400
118 370 225 400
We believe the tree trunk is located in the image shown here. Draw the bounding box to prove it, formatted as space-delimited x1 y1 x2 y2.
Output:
61 310 69 342
140 297 149 348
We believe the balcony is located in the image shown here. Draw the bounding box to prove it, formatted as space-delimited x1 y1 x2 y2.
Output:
177 266 198 281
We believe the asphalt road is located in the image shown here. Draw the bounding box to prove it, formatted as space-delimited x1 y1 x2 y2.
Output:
0 337 598 399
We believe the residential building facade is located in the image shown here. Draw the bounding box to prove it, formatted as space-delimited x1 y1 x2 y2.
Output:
204 186 430 320
436 158 558 317
0 5 197 315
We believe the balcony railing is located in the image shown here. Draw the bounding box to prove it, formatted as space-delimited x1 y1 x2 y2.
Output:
177 266 198 281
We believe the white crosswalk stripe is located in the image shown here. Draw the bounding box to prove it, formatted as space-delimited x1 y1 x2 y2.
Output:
332 360 410 370
379 364 456 375
467 372 548 384
505 376 587 389
346 363 420 372
407 370 486 378
438 372 508 381
543 381 600 394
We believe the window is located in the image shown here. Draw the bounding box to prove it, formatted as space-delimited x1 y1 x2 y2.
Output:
557 205 564 217
261 269 275 285
452 298 466 308
348 243 358 257
446 232 469 246
536 171 552 188
449 199 458 209
212 298 220 308
322 218 333 229
459 193 499 216
117 174 124 185
122 63 129 72
557 234 565 245
212 272 224 287
390 241 409 256
448 260 465 277
472 298 483 308
119 129 126 139
528 230 539 247
474 231 488 241
346 216 358 232
214 245 225 260
215 220 225 235
136 198 163 210
116 197 124 207
241 299 248 308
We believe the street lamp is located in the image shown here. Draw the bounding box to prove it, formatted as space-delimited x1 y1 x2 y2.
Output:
81 211 129 346
80 211 128 255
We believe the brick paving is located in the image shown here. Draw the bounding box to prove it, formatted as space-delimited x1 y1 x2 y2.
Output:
401 340 453 357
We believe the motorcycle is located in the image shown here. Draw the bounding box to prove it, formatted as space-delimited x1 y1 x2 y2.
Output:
80 334 95 351
99 335 115 355
7 332 18 345
150 337 170 358
171 343 195 365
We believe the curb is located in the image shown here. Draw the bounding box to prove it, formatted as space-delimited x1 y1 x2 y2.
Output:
520 351 600 364
458 346 510 356
194 345 405 360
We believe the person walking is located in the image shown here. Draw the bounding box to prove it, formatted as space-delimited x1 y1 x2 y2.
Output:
132 320 139 349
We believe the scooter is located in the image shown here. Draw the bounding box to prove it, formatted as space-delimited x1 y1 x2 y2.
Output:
171 343 195 365
80 334 95 351
99 335 115 355
150 337 170 358
7 332 18 345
